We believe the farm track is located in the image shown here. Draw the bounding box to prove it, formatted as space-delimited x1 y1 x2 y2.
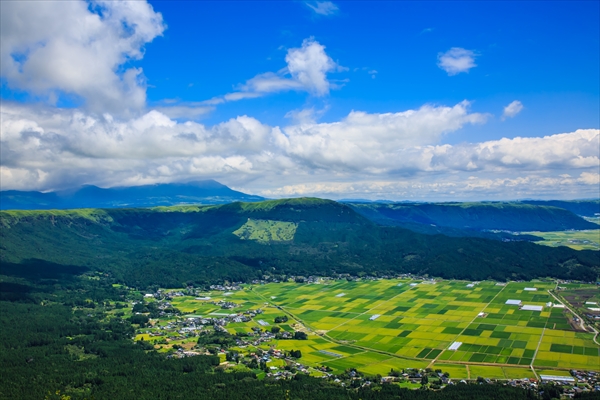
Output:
547 290 600 346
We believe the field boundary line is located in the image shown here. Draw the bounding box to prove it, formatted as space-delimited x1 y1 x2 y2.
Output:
530 327 545 370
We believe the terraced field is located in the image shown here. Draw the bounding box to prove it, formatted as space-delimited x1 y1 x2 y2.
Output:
157 279 599 379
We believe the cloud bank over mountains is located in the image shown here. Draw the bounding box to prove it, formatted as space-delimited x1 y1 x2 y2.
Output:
1 102 597 200
1 0 597 200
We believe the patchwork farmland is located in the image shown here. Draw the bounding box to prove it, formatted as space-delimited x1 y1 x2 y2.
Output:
155 279 599 380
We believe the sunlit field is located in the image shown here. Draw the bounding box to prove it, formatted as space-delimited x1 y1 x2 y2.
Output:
143 279 599 379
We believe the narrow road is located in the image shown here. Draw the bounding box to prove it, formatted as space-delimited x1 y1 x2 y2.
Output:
547 290 599 346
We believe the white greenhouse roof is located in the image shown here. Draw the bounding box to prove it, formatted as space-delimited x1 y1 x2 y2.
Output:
505 299 522 305
521 305 543 311
448 342 462 351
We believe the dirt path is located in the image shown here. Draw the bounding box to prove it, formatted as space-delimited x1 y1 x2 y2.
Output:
547 290 599 345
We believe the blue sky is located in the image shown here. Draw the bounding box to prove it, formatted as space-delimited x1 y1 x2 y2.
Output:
1 1 599 200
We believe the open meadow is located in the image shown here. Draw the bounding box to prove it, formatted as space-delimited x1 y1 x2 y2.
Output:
140 279 599 380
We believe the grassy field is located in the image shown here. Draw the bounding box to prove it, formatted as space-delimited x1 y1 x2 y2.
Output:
232 218 298 243
130 279 599 379
521 229 600 250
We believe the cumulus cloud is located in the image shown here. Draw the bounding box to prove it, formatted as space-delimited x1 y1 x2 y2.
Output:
305 1 339 16
0 0 165 115
2 100 597 200
438 47 478 75
210 38 340 103
502 100 524 120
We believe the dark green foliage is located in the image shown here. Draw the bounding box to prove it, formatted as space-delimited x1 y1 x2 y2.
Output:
1 199 598 290
293 331 308 340
196 331 237 348
289 349 302 358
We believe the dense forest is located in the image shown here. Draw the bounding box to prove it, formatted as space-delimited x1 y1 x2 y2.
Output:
0 269 554 399
1 199 598 289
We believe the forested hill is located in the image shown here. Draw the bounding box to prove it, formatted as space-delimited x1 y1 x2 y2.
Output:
347 202 598 233
0 180 264 210
519 199 600 217
1 199 598 288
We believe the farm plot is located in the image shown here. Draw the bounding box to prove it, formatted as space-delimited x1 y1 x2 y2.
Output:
253 279 599 375
522 229 600 251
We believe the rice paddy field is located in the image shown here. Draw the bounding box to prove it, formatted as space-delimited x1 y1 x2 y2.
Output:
161 279 599 379
522 229 600 250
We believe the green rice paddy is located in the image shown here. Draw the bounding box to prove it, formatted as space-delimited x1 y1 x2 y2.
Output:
156 278 599 379
522 229 600 250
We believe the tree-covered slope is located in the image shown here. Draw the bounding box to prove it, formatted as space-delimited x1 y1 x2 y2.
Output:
348 202 598 233
1 199 598 288
520 199 600 217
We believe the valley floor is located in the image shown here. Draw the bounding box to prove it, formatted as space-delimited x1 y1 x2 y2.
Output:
120 278 600 381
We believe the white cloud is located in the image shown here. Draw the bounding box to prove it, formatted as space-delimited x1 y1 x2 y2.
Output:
502 100 524 120
578 172 600 185
286 39 338 95
437 48 478 76
210 38 339 103
1 101 597 200
0 0 165 115
305 1 339 16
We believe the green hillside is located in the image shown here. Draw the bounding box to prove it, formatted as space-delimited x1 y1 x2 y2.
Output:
348 202 598 233
1 198 598 289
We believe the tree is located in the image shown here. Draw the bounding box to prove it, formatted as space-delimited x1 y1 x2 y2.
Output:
293 331 307 340
289 349 301 358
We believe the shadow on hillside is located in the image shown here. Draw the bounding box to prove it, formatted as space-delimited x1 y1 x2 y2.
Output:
0 259 89 283
0 281 34 302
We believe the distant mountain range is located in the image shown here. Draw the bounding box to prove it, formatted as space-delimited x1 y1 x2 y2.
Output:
346 201 599 234
0 180 264 210
1 181 598 239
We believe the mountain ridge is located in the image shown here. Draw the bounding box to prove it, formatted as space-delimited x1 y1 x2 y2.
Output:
0 180 264 210
1 199 598 289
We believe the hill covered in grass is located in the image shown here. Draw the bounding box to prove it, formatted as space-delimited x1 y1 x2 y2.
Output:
1 198 598 289
347 201 598 234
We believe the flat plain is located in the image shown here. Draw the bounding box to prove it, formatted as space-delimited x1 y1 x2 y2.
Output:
145 279 599 379
522 229 600 250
